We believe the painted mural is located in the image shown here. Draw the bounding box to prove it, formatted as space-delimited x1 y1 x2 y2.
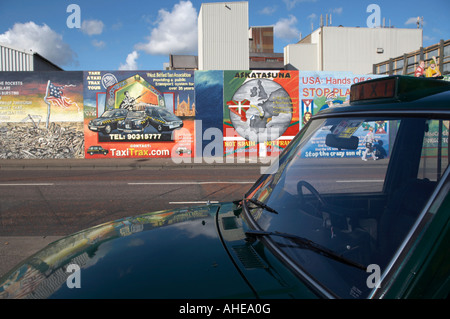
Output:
298 72 387 159
223 70 299 158
0 70 393 160
0 72 84 159
299 72 383 128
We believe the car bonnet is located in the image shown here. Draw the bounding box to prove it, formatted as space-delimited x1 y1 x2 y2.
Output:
0 204 256 299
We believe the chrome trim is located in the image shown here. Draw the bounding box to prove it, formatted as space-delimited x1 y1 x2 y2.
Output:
369 164 450 298
313 109 450 120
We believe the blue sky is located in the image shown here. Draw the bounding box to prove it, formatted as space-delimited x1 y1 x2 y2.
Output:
0 0 449 71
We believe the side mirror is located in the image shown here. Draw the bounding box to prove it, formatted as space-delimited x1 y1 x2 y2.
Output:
325 134 359 150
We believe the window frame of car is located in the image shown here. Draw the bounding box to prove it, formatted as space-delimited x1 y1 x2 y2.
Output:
242 107 450 299
369 168 450 298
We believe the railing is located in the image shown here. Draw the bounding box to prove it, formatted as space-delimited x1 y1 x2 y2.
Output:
373 39 450 76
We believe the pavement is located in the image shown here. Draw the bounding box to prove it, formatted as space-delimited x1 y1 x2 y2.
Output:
0 156 272 279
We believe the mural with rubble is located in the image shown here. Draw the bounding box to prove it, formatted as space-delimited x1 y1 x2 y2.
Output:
0 72 84 159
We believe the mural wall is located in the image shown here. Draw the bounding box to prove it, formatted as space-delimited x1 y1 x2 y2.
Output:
299 72 381 126
299 72 387 159
223 70 299 158
0 70 384 160
0 72 84 159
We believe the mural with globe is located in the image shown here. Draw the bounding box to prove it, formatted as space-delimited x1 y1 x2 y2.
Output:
228 78 294 142
223 70 300 157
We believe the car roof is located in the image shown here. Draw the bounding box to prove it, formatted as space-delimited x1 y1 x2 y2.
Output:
316 76 450 117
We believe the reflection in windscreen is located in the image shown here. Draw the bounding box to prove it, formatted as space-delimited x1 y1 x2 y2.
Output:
101 110 115 117
283 119 391 195
246 116 446 298
128 111 144 118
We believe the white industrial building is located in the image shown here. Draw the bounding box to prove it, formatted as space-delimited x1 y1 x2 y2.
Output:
198 2 423 74
285 26 423 74
0 43 63 71
198 1 249 70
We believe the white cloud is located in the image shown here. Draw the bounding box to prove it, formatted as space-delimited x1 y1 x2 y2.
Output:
111 22 123 31
81 19 104 36
135 0 198 56
283 0 317 10
92 39 106 49
423 35 434 42
259 6 277 15
0 21 77 66
405 17 418 25
119 50 139 70
405 16 425 27
307 13 317 20
332 7 343 15
274 15 301 41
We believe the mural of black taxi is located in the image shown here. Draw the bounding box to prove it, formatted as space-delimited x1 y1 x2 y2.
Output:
86 145 108 156
145 106 183 132
117 106 183 133
88 108 128 134
117 109 149 133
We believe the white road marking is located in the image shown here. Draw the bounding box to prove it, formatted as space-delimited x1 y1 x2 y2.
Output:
336 180 384 183
128 181 254 185
169 201 220 204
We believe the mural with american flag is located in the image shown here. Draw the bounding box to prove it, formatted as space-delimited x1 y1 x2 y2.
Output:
45 81 80 111
0 71 84 159
0 71 83 123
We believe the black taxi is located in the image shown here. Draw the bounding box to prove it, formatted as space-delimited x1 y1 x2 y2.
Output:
116 109 149 133
145 106 183 132
86 145 109 156
88 108 128 134
0 76 448 300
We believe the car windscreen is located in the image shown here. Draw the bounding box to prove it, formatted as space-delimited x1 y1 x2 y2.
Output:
244 115 448 298
156 108 173 117
127 111 144 118
101 110 115 117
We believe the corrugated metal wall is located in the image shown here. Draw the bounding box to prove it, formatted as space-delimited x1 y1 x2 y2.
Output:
285 27 422 74
198 1 249 70
0 45 34 71
322 27 422 74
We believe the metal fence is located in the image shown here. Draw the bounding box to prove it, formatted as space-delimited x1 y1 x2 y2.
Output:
373 39 450 76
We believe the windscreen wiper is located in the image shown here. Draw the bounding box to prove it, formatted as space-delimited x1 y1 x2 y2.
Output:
245 229 367 271
245 198 279 214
